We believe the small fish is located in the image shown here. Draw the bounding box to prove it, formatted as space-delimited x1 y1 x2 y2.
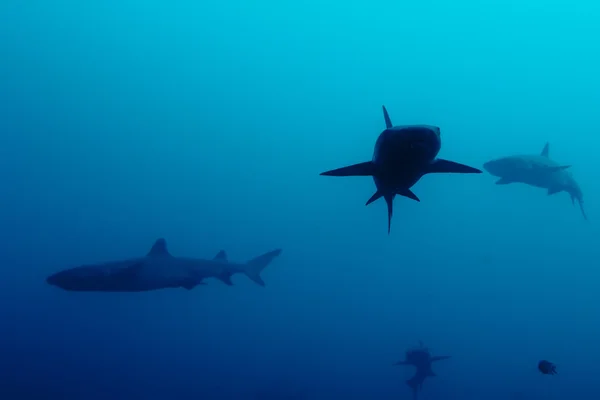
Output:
538 360 557 375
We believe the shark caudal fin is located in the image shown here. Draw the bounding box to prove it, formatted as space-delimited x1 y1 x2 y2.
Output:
406 376 421 400
243 249 282 286
365 192 395 234
571 195 588 220
365 190 417 234
384 194 394 234
320 161 376 177
580 201 588 221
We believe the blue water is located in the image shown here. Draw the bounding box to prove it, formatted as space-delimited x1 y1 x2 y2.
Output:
1 0 598 398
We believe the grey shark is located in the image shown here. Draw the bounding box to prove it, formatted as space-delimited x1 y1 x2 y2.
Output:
46 238 282 292
483 142 587 220
394 342 451 399
320 105 482 233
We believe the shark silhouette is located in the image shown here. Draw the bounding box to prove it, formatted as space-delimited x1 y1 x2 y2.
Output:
483 142 587 220
46 238 282 291
320 105 481 233
394 342 451 399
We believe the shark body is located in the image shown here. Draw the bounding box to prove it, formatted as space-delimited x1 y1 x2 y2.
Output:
483 143 587 220
46 239 282 291
320 105 481 233
394 342 451 399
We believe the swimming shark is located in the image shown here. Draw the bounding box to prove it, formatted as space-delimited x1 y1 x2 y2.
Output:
394 342 451 399
46 238 282 292
320 105 482 233
483 142 587 220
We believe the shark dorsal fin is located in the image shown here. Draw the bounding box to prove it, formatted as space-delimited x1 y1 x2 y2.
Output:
213 250 228 261
382 105 393 129
541 142 550 157
147 238 170 257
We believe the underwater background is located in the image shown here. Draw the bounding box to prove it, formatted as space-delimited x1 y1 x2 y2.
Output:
1 0 599 398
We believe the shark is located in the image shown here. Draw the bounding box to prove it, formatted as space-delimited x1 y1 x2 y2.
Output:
46 238 282 292
394 342 451 399
320 105 482 233
483 142 587 220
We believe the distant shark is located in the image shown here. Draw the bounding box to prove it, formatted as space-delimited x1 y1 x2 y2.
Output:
320 105 481 233
46 238 282 292
483 142 587 220
394 342 451 399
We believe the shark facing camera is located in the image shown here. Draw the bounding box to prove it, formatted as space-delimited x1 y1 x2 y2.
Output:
320 105 482 233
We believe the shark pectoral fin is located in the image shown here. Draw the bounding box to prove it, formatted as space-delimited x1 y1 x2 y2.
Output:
217 272 234 286
548 187 561 195
431 355 451 362
366 191 383 206
213 250 228 261
426 159 482 174
547 165 571 172
397 188 420 202
495 178 512 185
320 161 376 177
244 249 282 286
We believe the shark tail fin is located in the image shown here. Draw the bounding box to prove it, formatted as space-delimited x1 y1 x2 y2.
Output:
406 376 420 399
244 249 282 286
572 195 588 220
385 193 394 234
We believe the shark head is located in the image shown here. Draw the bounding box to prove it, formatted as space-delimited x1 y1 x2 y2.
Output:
376 124 442 163
482 157 512 177
46 265 114 291
46 238 169 291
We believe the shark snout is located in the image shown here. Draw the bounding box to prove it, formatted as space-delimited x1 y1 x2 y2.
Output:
46 273 60 286
482 160 499 176
46 270 72 289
